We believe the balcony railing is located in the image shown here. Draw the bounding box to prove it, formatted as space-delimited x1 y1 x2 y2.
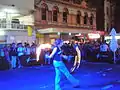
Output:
0 22 27 30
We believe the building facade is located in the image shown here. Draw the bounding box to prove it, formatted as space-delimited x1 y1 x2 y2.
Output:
0 0 34 44
35 0 97 44
104 0 115 32
88 0 115 33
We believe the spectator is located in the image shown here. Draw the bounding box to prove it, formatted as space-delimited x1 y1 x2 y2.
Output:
9 43 17 69
17 43 25 68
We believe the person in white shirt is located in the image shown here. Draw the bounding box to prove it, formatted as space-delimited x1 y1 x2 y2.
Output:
100 41 109 52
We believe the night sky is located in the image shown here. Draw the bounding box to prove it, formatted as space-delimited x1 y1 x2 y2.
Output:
109 0 120 32
114 0 120 32
88 0 120 32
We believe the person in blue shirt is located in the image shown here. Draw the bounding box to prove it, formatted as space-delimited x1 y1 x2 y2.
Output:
47 38 80 90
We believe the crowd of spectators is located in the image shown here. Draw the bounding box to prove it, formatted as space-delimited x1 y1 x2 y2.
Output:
62 40 120 64
0 42 37 70
0 39 120 70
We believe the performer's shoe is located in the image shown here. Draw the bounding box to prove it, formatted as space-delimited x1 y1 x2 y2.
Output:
73 81 80 88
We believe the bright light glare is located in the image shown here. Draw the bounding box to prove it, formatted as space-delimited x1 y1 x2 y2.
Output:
45 43 51 49
105 36 120 40
64 41 69 44
0 12 6 18
57 32 60 35
69 33 71 36
88 33 100 39
36 44 51 61
79 33 81 36
0 31 5 36
3 8 18 14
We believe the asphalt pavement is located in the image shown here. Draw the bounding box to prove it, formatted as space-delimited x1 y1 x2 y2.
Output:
0 61 120 90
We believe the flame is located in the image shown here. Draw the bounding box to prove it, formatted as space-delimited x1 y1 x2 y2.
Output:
36 44 51 61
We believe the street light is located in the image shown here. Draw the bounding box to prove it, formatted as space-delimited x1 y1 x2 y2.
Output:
69 33 71 36
57 32 60 35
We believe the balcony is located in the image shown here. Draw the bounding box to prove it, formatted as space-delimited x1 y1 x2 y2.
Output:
0 22 27 30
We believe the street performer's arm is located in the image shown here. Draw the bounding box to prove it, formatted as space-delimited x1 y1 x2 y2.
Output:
48 47 57 58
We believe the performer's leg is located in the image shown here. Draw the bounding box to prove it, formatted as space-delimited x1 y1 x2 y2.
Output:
59 63 80 87
55 67 62 90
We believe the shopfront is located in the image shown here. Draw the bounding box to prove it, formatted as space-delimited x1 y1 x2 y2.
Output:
37 27 100 44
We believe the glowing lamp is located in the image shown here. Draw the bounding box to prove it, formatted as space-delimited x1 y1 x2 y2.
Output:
57 32 60 35
69 33 71 36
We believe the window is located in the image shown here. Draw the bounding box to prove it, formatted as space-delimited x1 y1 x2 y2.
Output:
76 11 81 24
90 14 94 25
63 8 68 23
107 7 109 15
63 12 67 23
41 8 46 20
53 6 59 22
84 12 88 24
53 10 57 21
41 3 48 20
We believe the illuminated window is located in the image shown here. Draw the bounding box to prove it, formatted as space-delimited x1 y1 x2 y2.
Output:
41 3 48 20
63 8 69 23
53 6 59 22
84 12 88 24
